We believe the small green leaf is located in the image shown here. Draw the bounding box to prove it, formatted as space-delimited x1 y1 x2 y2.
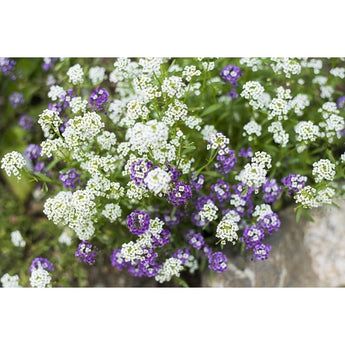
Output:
200 103 223 117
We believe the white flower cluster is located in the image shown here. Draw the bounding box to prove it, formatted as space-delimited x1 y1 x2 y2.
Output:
206 132 229 151
43 190 97 240
144 167 171 196
48 85 66 101
201 125 217 141
11 230 26 247
216 211 240 245
241 81 266 110
1 273 21 288
102 203 122 222
1 151 27 179
58 229 72 246
243 120 262 140
70 97 88 114
290 94 310 116
318 102 345 142
161 76 186 98
155 258 184 284
270 58 301 78
295 121 320 142
268 121 289 147
330 67 345 79
110 58 140 83
67 64 84 85
30 267 52 288
301 58 323 74
89 66 106 85
199 199 218 222
253 204 273 220
239 57 263 72
97 131 117 151
236 151 271 190
38 109 63 137
312 159 335 183
182 65 201 81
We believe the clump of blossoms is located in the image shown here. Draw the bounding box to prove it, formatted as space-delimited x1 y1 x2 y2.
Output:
2 57 345 287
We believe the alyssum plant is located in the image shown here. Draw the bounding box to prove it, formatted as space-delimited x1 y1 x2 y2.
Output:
1 57 345 287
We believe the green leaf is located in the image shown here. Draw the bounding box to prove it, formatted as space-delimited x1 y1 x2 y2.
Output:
182 145 196 155
200 103 223 117
34 173 55 184
296 207 303 223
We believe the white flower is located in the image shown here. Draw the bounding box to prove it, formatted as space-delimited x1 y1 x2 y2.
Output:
243 120 262 140
48 85 66 101
1 273 21 288
155 258 184 284
206 132 229 151
144 167 171 195
295 186 319 208
97 131 117 151
330 67 345 79
182 65 201 81
70 97 88 114
1 151 27 179
295 121 320 142
270 57 301 78
201 125 218 141
199 200 218 222
89 66 106 85
102 203 122 222
38 109 63 137
30 268 52 288
58 229 72 246
11 230 26 247
312 159 335 183
161 76 186 98
67 64 84 85
253 204 273 220
216 213 239 245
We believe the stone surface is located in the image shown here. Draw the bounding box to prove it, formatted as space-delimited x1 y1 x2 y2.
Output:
202 200 345 287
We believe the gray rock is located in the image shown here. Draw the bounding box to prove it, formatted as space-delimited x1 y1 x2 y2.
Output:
202 200 345 287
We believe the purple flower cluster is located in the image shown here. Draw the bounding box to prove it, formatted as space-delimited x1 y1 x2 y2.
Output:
281 174 307 195
262 178 282 204
208 251 228 273
167 181 192 207
185 230 205 250
110 249 127 270
211 179 231 203
214 147 237 175
238 147 253 158
173 247 191 264
258 213 281 235
166 163 182 182
42 58 58 71
25 144 41 161
151 228 170 248
253 243 271 260
89 88 109 113
30 257 54 272
127 210 150 236
242 225 265 249
130 159 153 187
220 65 243 87
9 92 24 109
0 58 18 80
34 162 45 173
190 172 204 192
220 65 243 100
160 208 183 228
75 241 98 265
337 95 345 109
232 182 255 217
59 168 81 190
19 114 35 131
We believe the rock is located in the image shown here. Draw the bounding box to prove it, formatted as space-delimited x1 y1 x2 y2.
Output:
202 200 345 287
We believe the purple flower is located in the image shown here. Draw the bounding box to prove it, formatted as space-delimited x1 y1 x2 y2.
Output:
59 168 81 190
220 65 243 87
214 147 237 175
238 147 253 158
281 174 307 195
30 257 54 272
0 58 18 80
190 172 204 192
166 163 182 182
167 182 192 207
75 241 98 265
191 211 207 228
186 230 205 250
337 95 345 109
208 252 228 273
242 225 265 249
127 249 162 278
202 244 213 258
262 178 282 204
227 88 238 99
195 195 216 212
252 243 271 260
19 114 35 131
34 161 45 173
89 88 109 113
173 248 191 264
9 92 24 109
258 213 281 235
42 58 57 71
130 159 153 187
151 228 170 248
211 179 231 203
127 210 150 236
25 144 41 161
110 249 128 270
160 209 183 228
